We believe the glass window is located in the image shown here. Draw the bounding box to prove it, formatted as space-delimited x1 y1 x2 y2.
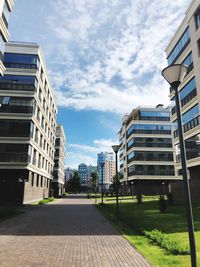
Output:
179 77 196 100
0 75 36 83
4 53 39 69
2 0 10 26
127 123 171 136
140 111 169 117
182 52 193 71
182 104 199 124
167 28 190 65
0 32 5 58
195 9 200 29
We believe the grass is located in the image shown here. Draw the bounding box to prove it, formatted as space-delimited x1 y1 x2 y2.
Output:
96 196 200 267
38 197 55 205
0 206 23 220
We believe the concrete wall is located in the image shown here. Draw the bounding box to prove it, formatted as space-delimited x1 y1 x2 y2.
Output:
23 172 49 204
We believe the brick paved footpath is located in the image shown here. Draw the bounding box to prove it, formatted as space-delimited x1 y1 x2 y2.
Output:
0 196 151 267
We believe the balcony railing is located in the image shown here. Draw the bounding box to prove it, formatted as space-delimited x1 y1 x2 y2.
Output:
0 153 30 163
127 142 172 151
127 129 171 137
2 12 8 28
139 116 170 121
0 80 37 91
174 115 200 138
4 62 38 69
127 155 173 163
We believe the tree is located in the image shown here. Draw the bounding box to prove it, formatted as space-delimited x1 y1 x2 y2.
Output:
66 172 81 193
110 172 123 194
91 172 98 193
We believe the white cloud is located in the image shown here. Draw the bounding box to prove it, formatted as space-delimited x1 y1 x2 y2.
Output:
67 137 118 168
44 0 190 114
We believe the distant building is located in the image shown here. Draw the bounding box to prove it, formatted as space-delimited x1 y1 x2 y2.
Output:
52 124 66 197
0 0 14 75
87 165 98 189
97 152 116 191
78 163 88 186
65 168 76 182
118 105 177 195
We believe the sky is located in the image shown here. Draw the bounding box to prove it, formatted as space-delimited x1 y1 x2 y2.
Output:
9 0 191 168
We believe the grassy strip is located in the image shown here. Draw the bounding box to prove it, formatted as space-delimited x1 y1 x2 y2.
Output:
39 197 55 205
143 229 189 255
95 197 198 267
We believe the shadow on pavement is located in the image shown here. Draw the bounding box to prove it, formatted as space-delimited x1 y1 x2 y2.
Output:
0 200 120 236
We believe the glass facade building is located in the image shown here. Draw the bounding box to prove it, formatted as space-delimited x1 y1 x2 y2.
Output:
118 105 177 195
0 42 58 205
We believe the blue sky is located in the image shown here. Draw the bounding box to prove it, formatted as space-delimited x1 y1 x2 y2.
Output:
9 0 191 168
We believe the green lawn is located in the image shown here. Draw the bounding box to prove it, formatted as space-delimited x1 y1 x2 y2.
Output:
96 196 200 267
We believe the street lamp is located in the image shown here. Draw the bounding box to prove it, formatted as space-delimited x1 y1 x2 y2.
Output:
100 162 105 205
112 144 120 220
162 64 197 267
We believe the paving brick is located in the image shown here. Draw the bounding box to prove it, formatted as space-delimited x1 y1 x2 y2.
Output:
0 196 151 267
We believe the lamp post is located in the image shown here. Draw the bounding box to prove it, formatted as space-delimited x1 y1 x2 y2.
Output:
100 162 105 205
162 64 197 267
112 145 120 220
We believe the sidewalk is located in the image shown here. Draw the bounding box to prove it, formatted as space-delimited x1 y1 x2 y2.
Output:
0 195 151 267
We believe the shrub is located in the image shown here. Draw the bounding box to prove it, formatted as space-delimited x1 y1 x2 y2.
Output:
159 195 167 213
143 229 189 255
136 193 142 204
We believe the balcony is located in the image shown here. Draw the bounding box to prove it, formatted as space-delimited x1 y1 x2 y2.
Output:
0 80 37 91
0 153 30 163
4 62 38 69
174 115 200 138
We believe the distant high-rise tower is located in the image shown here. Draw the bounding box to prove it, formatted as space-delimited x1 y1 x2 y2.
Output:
97 152 116 191
52 124 66 197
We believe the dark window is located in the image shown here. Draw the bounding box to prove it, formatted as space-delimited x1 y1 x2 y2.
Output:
31 173 34 187
0 120 33 137
0 143 30 163
0 96 35 114
128 164 175 176
36 175 39 187
0 75 37 91
127 124 171 137
195 8 200 29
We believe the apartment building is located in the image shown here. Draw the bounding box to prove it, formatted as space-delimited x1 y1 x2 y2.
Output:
78 163 88 186
119 105 178 195
0 0 14 75
165 0 200 200
51 124 66 197
0 41 57 204
97 152 116 191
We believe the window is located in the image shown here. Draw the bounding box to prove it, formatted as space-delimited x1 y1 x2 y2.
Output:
139 110 170 121
31 173 34 187
0 96 35 114
36 175 39 187
127 124 171 137
4 53 39 69
2 0 10 27
0 75 37 91
0 120 32 137
195 8 200 29
182 52 193 72
167 28 190 65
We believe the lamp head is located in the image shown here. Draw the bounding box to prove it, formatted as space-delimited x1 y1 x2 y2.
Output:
161 64 188 88
112 145 120 153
